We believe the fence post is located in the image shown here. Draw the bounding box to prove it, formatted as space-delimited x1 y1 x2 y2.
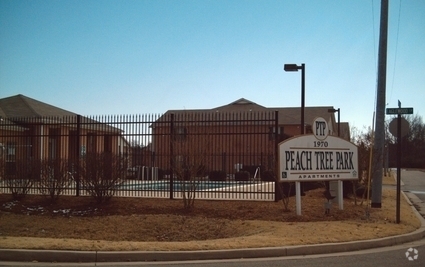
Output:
274 110 282 202
76 115 81 196
222 152 226 174
169 113 174 199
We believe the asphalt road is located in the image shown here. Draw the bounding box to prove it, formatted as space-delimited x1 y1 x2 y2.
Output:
402 169 425 203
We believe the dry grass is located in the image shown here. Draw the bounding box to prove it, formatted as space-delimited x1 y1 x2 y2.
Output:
0 179 421 251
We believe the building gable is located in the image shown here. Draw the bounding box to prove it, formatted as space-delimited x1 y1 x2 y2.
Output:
213 98 267 112
0 94 76 118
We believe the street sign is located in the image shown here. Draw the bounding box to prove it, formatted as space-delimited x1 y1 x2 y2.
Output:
386 108 413 115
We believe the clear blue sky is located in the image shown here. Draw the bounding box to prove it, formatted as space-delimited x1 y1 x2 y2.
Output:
1 0 424 130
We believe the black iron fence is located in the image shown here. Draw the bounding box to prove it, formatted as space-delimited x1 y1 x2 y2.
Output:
0 111 282 201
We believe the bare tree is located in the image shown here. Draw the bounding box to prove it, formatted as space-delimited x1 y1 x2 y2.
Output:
350 126 374 205
277 182 292 212
263 164 292 212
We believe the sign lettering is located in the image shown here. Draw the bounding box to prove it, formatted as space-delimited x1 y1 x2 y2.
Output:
386 108 414 115
315 121 326 137
312 117 328 140
336 151 354 170
285 151 312 171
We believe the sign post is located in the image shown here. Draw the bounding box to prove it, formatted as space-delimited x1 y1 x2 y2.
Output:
279 117 359 215
295 182 301 215
386 101 412 224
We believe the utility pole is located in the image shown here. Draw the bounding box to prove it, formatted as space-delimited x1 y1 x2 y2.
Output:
371 0 389 208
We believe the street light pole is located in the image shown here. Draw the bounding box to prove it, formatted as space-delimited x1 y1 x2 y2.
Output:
284 63 305 135
284 63 306 198
301 64 305 134
328 108 340 137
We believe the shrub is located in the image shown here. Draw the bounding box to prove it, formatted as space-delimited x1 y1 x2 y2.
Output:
5 178 33 200
282 182 295 197
38 159 71 202
355 184 371 198
3 159 39 200
235 171 250 181
209 170 226 181
80 152 126 203
276 182 294 211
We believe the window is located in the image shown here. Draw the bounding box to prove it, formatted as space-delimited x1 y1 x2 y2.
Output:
269 126 284 140
5 142 16 175
87 133 97 154
104 135 113 153
6 142 16 162
173 127 187 141
48 128 60 160
306 125 313 134
0 143 4 158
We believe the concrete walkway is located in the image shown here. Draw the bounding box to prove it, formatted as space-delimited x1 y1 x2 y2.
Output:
1 191 425 263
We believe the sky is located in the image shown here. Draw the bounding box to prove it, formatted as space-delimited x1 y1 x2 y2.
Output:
1 0 424 131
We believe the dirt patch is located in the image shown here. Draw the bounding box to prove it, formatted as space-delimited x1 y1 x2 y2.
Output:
0 187 421 251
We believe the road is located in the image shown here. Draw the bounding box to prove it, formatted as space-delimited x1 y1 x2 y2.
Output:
1 170 424 267
402 169 425 203
400 169 425 221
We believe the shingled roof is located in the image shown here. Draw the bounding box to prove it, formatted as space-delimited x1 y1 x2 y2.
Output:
163 98 337 127
0 94 76 118
0 105 26 132
0 94 121 133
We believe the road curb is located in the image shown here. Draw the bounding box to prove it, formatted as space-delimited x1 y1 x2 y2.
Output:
1 191 425 263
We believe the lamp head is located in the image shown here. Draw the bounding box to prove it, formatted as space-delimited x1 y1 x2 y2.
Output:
284 64 301 72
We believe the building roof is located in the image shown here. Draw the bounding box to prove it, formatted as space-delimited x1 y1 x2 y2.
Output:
340 122 351 141
0 106 27 132
0 94 77 118
0 95 343 137
0 94 121 133
164 98 337 127
214 98 268 111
